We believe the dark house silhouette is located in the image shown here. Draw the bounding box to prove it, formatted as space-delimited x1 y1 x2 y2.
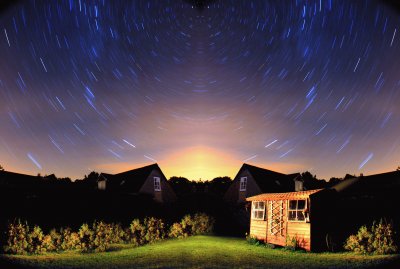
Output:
223 163 302 204
0 170 42 189
97 163 176 203
328 170 400 230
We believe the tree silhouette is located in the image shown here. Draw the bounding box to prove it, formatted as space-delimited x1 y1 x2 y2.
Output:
43 174 58 182
344 174 356 180
84 171 100 182
208 176 232 195
0 164 4 171
169 176 191 196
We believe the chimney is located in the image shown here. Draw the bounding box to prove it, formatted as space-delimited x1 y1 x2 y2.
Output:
294 175 304 191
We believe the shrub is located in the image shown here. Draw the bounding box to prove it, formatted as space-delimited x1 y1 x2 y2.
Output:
285 235 301 251
143 217 166 244
371 220 398 254
27 225 45 254
42 234 55 252
179 213 215 237
109 223 126 244
344 220 398 254
169 223 186 238
180 215 194 237
92 221 113 252
126 219 146 246
41 229 63 252
60 228 80 251
191 213 214 235
246 234 262 246
344 225 375 254
78 224 95 252
3 220 29 254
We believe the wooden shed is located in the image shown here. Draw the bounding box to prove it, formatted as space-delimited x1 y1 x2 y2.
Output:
246 189 324 251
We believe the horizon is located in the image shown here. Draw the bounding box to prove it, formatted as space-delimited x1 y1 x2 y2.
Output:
1 1 399 181
2 160 398 182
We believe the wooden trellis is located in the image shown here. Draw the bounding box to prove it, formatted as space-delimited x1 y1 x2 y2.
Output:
269 200 284 236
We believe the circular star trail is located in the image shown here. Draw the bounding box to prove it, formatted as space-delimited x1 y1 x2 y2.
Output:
0 0 399 180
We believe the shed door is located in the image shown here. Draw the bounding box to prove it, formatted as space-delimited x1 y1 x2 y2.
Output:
269 200 286 241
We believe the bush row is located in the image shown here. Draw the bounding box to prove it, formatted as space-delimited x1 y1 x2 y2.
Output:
3 213 214 255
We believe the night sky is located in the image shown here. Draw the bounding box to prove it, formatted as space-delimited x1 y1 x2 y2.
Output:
0 0 399 180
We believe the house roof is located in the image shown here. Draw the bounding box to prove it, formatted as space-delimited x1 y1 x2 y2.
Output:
240 163 298 192
0 170 40 186
97 173 112 182
246 189 323 201
331 170 400 194
99 163 160 192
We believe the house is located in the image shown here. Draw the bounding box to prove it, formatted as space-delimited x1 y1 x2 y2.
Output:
325 170 400 248
97 163 177 203
0 170 41 189
246 189 328 251
329 170 400 226
223 163 301 204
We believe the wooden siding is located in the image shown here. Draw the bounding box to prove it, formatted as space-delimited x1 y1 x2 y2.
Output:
250 219 267 241
287 222 311 251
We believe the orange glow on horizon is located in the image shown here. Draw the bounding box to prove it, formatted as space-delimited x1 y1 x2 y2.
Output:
93 146 241 181
93 147 308 181
160 146 241 181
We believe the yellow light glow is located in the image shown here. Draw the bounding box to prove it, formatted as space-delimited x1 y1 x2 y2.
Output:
160 146 241 181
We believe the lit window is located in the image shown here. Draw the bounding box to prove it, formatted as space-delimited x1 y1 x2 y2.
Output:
239 177 247 191
154 177 161 191
252 201 265 220
288 200 306 221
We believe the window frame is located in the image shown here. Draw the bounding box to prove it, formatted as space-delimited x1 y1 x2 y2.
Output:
287 199 307 222
239 177 247 191
154 177 161 192
251 201 266 220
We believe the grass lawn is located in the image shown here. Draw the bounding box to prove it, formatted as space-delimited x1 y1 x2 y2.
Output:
0 236 399 269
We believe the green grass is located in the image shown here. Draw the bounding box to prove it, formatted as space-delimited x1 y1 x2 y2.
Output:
0 236 399 269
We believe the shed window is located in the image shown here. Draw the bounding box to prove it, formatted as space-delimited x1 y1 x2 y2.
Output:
239 177 247 191
288 200 306 221
252 201 265 220
154 177 161 191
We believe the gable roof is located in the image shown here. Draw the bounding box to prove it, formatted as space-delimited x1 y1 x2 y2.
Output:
246 189 323 201
239 163 297 193
331 170 400 194
99 163 161 192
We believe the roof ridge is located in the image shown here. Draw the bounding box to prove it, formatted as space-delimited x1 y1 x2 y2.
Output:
114 163 158 176
243 163 286 175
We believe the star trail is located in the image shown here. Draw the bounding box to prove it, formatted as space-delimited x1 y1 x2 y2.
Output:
0 0 399 180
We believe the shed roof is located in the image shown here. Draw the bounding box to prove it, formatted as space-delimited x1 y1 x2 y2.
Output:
246 189 323 201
